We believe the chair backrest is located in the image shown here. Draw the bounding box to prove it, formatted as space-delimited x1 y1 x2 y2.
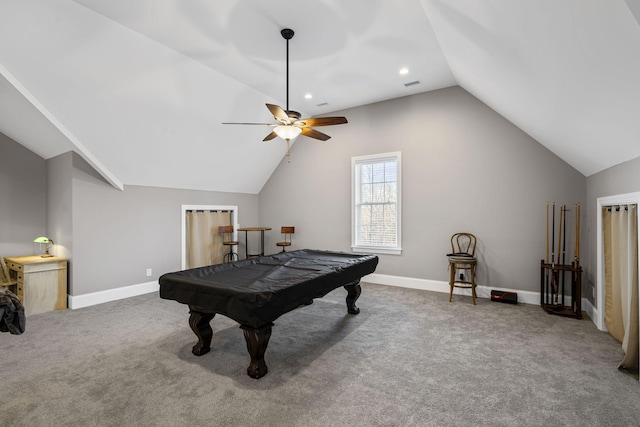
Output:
280 226 295 244
219 225 234 234
281 226 295 235
450 233 476 257
0 256 11 284
218 225 235 243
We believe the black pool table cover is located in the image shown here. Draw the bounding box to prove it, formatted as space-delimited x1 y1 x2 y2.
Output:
159 249 379 328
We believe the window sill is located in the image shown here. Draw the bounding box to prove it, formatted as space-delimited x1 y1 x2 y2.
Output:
351 246 402 256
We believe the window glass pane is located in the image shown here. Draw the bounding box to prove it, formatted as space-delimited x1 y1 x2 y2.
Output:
361 164 373 184
372 163 385 183
385 182 397 202
372 183 386 203
384 162 396 182
360 183 372 203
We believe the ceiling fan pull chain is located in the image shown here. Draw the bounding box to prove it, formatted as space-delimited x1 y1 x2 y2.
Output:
286 139 291 163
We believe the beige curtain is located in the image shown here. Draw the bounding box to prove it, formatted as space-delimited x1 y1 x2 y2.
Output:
186 210 231 269
603 204 639 375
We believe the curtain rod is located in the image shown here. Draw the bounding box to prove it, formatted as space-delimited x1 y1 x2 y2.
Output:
605 205 634 212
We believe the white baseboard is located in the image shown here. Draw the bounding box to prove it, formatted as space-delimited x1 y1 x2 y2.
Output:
68 281 159 310
67 274 595 329
363 273 582 307
583 298 606 331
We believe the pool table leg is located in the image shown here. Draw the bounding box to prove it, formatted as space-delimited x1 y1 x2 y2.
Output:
240 323 273 379
188 308 216 356
344 280 362 315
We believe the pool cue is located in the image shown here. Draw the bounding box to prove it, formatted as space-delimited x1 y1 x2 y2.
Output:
576 203 580 261
561 205 567 306
573 204 578 261
555 204 563 305
545 202 549 305
551 202 556 305
573 203 580 312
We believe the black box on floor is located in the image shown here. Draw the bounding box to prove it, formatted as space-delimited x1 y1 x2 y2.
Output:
491 290 518 304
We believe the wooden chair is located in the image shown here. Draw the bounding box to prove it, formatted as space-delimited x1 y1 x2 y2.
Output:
219 226 239 263
0 256 18 297
276 226 295 252
447 233 478 304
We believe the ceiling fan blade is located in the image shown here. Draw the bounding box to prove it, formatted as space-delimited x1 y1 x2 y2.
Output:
296 117 348 127
266 104 291 124
222 122 276 126
301 127 331 141
263 131 278 141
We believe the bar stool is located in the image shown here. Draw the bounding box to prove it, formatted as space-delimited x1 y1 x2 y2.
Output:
276 226 295 252
447 232 478 304
219 225 239 263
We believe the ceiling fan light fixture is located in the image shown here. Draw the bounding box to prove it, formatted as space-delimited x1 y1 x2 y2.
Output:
274 125 302 141
222 27 347 163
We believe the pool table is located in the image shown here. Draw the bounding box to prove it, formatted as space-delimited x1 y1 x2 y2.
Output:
159 249 378 378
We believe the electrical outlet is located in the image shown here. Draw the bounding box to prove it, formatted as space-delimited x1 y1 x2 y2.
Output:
146 268 152 277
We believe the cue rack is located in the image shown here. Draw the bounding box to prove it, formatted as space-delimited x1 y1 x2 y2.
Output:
540 202 582 319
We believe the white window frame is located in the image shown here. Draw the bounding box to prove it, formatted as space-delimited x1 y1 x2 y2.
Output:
351 152 402 255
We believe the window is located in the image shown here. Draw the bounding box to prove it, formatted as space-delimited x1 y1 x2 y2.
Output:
351 152 402 255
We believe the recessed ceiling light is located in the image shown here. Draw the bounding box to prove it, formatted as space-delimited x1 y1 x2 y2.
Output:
305 93 313 99
399 68 409 75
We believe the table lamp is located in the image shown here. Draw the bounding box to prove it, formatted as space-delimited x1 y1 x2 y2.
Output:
34 236 54 257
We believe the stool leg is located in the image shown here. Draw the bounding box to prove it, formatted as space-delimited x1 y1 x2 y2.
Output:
471 265 477 305
449 263 455 302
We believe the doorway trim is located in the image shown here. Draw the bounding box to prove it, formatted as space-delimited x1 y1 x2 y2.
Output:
181 204 239 269
595 191 640 331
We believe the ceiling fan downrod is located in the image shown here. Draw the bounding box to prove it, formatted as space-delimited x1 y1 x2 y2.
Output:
281 28 294 113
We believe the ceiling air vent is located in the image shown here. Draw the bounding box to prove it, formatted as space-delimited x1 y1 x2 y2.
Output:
404 80 421 88
316 102 329 107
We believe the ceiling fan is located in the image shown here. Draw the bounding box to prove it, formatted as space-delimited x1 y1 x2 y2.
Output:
222 28 348 162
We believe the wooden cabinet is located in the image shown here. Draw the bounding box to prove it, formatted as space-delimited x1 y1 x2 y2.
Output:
4 256 68 316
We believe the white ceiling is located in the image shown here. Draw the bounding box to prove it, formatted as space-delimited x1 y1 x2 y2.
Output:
1 0 639 193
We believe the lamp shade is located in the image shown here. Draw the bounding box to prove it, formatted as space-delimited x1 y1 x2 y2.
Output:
34 236 54 257
274 125 302 141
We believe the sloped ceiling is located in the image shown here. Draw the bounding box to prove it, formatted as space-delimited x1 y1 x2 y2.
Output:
1 1 639 194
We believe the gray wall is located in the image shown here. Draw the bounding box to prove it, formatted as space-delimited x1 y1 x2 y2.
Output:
68 153 259 295
584 155 640 304
0 132 47 257
1 133 260 297
259 87 586 293
47 152 74 280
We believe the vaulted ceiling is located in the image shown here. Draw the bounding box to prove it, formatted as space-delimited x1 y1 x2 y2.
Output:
1 1 639 193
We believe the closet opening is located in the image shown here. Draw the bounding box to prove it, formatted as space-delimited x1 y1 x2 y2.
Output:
181 205 239 269
596 193 639 377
